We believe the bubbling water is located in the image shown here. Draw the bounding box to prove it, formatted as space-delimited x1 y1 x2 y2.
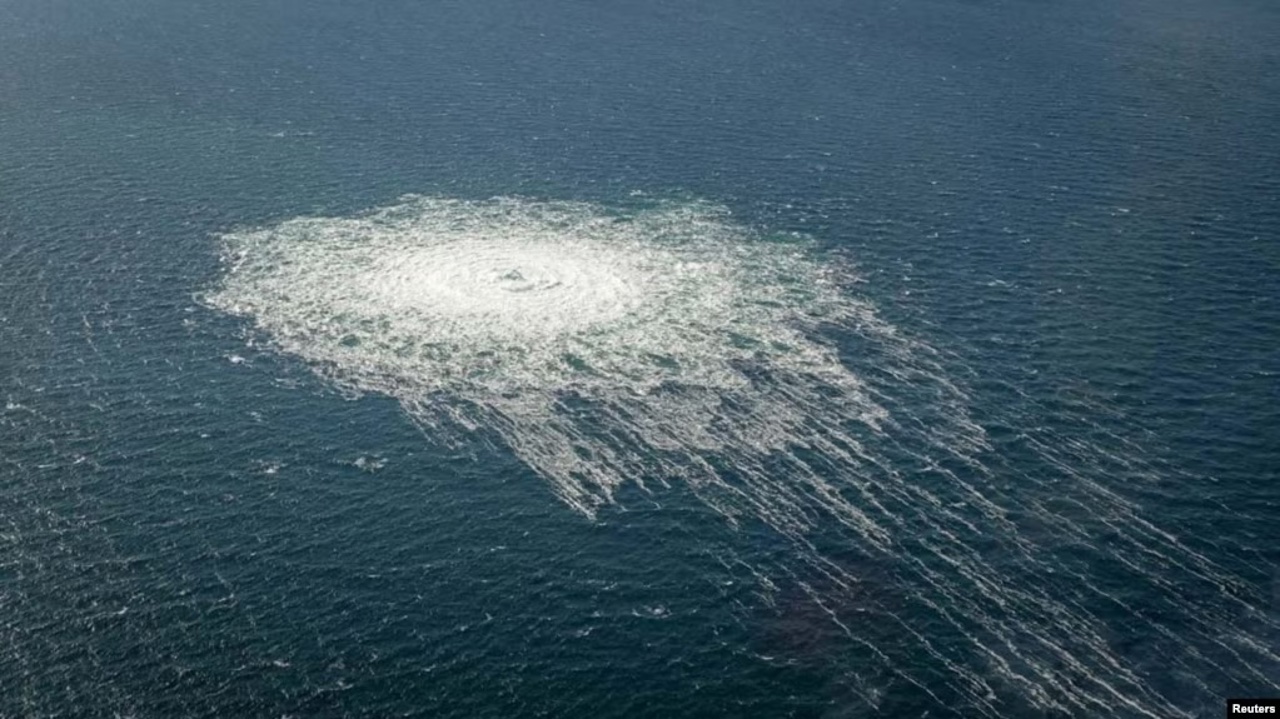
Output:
206 195 1279 718
209 196 896 521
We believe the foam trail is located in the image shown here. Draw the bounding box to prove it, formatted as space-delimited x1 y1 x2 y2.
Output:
206 195 1279 717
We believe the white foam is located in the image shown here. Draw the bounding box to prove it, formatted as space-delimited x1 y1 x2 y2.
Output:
207 195 891 521
205 194 1280 717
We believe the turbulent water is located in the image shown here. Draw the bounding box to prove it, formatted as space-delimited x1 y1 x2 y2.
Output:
206 196 902 520
206 195 1280 717
4 0 1280 716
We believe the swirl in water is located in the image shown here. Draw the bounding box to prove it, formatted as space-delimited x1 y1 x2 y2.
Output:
208 195 1279 719
212 195 886 515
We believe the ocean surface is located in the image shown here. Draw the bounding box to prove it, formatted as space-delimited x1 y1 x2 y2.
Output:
2 1 1279 717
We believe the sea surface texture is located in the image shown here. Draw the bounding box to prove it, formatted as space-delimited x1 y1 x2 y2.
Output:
2 1 1278 717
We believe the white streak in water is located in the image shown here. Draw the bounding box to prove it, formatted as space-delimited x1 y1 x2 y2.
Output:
206 195 1279 718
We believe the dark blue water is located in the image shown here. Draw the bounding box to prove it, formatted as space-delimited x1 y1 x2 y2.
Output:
3 1 1279 717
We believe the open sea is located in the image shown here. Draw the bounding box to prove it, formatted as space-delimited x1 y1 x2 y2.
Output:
2 0 1278 717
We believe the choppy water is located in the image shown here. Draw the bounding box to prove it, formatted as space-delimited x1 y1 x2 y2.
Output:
3 1 1279 717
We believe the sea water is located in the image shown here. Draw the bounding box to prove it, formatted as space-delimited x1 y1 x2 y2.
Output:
2 1 1278 717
